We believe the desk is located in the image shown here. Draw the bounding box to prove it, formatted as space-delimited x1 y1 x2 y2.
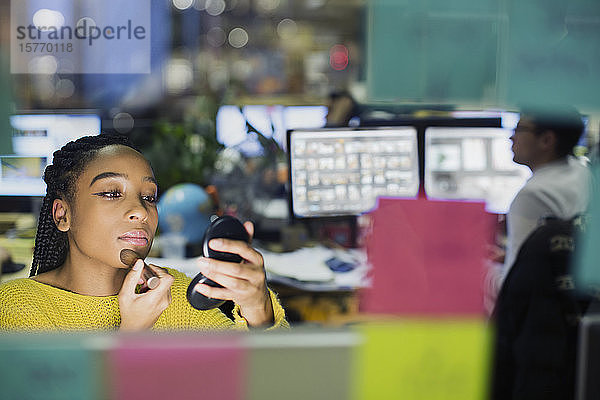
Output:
261 246 368 324
0 237 33 282
268 281 359 325
149 245 370 325
0 213 36 282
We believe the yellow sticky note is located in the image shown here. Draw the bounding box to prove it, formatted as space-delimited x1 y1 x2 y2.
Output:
353 319 491 400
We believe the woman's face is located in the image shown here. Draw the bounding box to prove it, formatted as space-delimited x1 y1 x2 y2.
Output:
64 145 158 270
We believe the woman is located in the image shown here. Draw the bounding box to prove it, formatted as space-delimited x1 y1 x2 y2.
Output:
0 134 287 330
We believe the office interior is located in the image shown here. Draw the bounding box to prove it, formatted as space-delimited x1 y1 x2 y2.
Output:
1 0 600 399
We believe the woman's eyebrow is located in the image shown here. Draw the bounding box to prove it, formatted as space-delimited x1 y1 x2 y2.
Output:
89 172 158 187
143 176 158 186
89 172 126 187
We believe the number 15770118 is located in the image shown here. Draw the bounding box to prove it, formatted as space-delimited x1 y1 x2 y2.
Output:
19 42 73 53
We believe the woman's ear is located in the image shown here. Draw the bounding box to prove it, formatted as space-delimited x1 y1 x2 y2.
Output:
52 199 70 232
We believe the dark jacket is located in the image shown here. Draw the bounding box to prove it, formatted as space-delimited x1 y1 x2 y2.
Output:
491 217 589 400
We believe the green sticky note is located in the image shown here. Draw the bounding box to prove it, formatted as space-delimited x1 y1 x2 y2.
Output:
0 334 104 400
353 319 491 400
574 163 600 289
366 0 600 109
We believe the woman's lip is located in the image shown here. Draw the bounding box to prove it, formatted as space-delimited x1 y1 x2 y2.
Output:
118 230 150 246
119 230 149 239
118 237 149 246
119 231 149 244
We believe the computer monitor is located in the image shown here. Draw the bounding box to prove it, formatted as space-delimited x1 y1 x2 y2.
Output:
288 127 419 218
424 127 531 214
450 110 520 130
216 105 327 154
281 105 327 138
216 105 282 148
0 113 101 196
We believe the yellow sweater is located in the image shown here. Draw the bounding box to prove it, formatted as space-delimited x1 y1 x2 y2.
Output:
0 268 288 331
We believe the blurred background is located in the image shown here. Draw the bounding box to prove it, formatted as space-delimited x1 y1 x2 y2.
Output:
1 0 600 320
2 1 600 398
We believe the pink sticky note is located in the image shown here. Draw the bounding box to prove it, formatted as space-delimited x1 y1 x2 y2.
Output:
108 334 245 400
361 198 494 316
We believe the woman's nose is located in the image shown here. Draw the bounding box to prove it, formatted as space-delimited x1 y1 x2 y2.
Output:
127 200 149 221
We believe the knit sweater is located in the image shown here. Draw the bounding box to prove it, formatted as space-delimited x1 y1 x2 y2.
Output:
0 268 288 331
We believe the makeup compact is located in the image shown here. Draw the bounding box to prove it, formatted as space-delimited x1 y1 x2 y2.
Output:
186 215 250 310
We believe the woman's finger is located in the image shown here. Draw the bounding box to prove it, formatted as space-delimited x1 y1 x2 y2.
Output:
199 267 252 292
120 259 145 296
194 282 233 301
146 263 170 277
139 264 173 294
197 256 260 279
243 221 254 241
208 238 263 266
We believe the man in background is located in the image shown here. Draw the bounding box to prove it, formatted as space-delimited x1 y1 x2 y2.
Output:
486 106 590 312
489 106 591 399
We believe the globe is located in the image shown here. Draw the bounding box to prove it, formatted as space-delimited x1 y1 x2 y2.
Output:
157 183 213 244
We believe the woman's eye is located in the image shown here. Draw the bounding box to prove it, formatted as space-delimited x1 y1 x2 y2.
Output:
95 190 121 198
143 195 157 203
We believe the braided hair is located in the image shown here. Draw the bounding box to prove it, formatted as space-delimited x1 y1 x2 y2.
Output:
30 134 140 277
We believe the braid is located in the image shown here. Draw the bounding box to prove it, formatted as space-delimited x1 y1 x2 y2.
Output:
29 134 139 277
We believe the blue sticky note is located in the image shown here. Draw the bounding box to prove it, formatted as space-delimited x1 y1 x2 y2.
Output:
0 334 103 400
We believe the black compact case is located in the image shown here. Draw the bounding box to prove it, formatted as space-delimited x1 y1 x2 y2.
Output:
186 215 250 310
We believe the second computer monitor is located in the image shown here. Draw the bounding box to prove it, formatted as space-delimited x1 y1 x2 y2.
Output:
424 127 531 214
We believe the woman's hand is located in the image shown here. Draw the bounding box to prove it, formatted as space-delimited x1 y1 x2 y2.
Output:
118 260 174 331
194 221 274 327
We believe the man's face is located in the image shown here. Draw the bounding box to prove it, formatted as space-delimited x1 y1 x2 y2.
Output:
510 118 545 169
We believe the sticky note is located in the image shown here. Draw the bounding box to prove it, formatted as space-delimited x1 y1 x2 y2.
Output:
108 334 245 400
246 330 357 400
574 163 600 289
0 334 103 400
361 198 494 316
352 319 491 400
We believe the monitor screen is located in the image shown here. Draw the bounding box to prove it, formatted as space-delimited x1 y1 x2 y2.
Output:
216 105 327 154
282 106 327 130
0 113 101 196
216 105 283 148
424 127 531 214
288 127 419 218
